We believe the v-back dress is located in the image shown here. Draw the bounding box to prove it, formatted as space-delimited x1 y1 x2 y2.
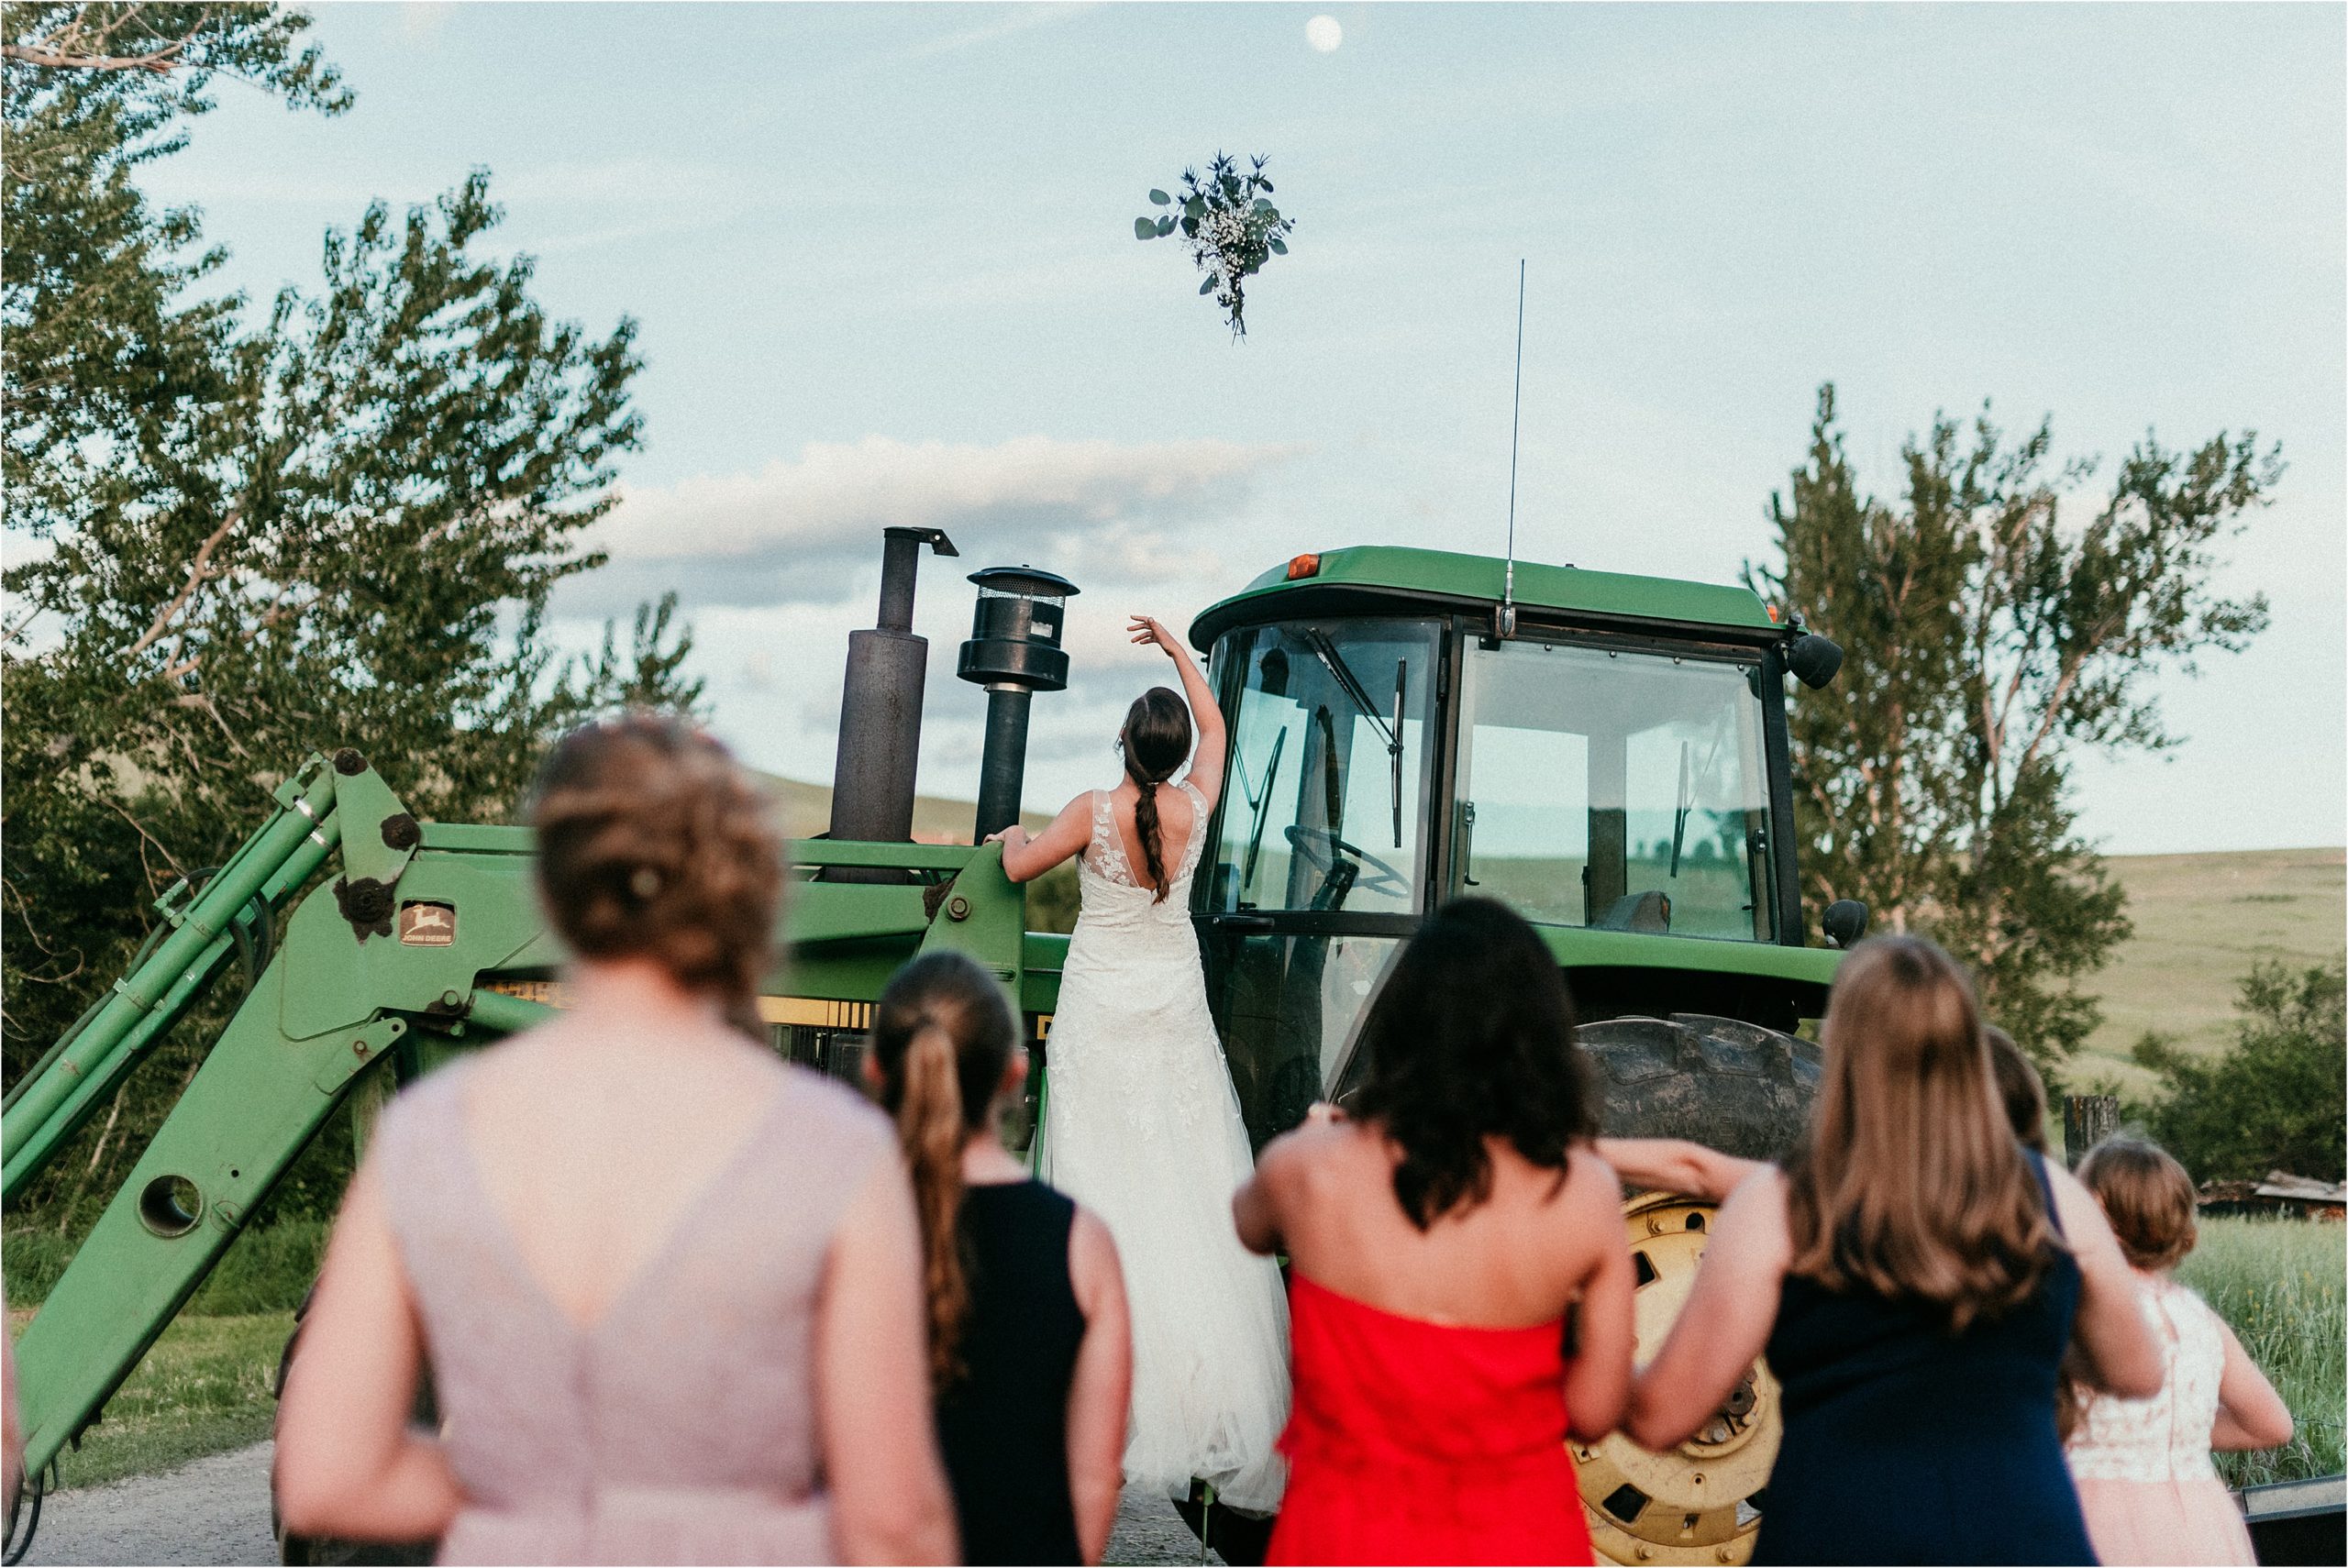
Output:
370 1055 897 1564
1268 1275 1592 1566
1756 1152 2093 1565
1037 781 1290 1512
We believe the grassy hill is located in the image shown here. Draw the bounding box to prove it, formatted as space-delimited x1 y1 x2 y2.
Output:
752 770 1051 844
2070 846 2345 1092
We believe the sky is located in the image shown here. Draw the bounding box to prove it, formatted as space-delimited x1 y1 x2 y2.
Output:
132 2 2346 853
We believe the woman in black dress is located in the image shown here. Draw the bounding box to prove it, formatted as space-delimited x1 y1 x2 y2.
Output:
1623 936 2163 1565
867 952 1133 1564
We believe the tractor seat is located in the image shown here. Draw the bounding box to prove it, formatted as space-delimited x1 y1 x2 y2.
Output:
1596 890 1672 934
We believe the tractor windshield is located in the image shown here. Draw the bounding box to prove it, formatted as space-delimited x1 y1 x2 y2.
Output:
1456 638 1775 941
1206 618 1439 918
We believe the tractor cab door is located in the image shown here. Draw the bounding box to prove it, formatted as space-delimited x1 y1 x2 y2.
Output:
1195 618 1442 1151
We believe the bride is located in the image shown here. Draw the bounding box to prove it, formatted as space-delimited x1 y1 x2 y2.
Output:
988 614 1290 1515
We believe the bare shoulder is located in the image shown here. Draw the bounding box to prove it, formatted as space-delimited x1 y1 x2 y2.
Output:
1563 1145 1626 1214
1260 1117 1368 1187
1067 1202 1124 1307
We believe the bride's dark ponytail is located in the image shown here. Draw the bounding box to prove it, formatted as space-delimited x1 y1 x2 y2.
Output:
869 953 1017 1386
1121 687 1193 904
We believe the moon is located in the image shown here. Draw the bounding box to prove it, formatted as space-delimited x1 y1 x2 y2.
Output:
1306 15 1343 52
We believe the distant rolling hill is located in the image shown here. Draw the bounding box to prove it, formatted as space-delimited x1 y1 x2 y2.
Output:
2072 846 2345 1091
754 767 2343 1083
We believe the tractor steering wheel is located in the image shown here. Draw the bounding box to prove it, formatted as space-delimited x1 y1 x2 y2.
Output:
1282 823 1411 900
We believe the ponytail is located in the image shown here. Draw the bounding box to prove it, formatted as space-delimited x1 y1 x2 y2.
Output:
896 1021 971 1385
868 952 1019 1388
1120 686 1192 904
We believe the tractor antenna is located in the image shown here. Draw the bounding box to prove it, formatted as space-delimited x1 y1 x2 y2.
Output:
1500 259 1526 640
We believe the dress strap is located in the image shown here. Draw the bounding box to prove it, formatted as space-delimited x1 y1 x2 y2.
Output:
1174 778 1211 881
2029 1150 2066 1238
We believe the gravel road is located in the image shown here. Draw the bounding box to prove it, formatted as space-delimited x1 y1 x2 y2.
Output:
19 1442 1224 1565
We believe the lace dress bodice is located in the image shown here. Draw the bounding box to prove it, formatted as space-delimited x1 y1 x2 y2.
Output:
1074 781 1210 931
2066 1275 2228 1484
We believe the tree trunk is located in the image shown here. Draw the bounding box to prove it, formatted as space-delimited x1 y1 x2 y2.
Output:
2063 1094 2120 1167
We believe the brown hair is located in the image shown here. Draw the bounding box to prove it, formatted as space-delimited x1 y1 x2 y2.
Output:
869 952 1018 1387
2077 1134 2198 1272
1784 936 2059 1331
1985 1025 2050 1154
1120 687 1191 903
528 713 781 1032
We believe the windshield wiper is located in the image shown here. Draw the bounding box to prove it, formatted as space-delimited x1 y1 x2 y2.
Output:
1303 630 1406 847
1238 727 1287 893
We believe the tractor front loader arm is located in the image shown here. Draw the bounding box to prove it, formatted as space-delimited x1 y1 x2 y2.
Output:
7 761 560 1481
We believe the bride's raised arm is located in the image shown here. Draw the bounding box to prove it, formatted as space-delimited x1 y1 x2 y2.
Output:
1129 615 1225 814
988 793 1092 884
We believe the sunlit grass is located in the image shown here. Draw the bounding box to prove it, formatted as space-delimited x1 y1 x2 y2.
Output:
2177 1216 2345 1487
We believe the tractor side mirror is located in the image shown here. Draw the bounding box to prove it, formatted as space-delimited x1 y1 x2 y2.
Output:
1822 899 1869 949
1788 633 1844 690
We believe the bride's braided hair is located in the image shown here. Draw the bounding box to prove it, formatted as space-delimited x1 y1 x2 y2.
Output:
1120 687 1192 904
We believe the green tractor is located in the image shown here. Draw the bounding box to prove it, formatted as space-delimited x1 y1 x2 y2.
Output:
4 529 1863 1565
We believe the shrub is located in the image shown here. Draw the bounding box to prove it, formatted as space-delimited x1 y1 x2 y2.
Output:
2132 958 2345 1184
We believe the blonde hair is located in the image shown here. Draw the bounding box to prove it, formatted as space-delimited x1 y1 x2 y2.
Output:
1785 936 2058 1331
527 712 781 1034
2077 1135 2198 1272
869 953 1017 1386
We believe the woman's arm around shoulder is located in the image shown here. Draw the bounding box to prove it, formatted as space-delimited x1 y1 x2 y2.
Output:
2043 1160 2165 1401
2209 1310 2294 1452
1064 1206 1132 1564
1561 1148 1634 1441
989 792 1093 884
1594 1137 1764 1205
1625 1165 1793 1452
816 1156 958 1564
272 1158 461 1542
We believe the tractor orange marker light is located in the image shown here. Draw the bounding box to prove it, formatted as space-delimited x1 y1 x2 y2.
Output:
1286 553 1321 580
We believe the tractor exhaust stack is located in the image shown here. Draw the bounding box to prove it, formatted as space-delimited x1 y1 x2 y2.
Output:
827 527 956 847
958 565 1080 843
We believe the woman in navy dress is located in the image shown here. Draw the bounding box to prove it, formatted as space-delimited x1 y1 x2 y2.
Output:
1624 936 2163 1565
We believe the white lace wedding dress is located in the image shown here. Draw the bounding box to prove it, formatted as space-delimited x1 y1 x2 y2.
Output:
1038 780 1290 1512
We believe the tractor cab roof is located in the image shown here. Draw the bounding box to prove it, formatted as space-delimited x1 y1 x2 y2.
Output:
1190 545 1782 650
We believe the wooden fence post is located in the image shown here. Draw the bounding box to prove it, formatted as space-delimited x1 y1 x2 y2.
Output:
2063 1094 2120 1167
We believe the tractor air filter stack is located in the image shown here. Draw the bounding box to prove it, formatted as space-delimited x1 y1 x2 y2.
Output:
958 565 1080 843
827 527 957 853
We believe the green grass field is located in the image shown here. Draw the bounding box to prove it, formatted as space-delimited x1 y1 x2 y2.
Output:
2178 1218 2346 1487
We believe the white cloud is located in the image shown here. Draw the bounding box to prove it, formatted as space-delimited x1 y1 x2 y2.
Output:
559 433 1303 614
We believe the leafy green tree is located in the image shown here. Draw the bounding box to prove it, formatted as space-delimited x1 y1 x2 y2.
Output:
1753 385 2280 1066
3 5 699 1224
2132 959 2347 1183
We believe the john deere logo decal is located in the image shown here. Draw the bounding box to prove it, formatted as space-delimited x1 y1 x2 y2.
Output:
398 901 456 946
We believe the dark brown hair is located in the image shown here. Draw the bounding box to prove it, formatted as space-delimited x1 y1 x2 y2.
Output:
1985 1025 2050 1154
2077 1134 2198 1271
869 953 1018 1386
527 713 780 1031
1350 898 1597 1229
1120 686 1191 903
1784 936 2058 1331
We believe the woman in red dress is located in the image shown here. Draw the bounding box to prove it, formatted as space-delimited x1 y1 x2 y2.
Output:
1234 898 1635 1566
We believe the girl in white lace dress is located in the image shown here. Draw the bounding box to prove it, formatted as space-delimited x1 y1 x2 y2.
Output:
2063 1137 2295 1567
990 615 1290 1515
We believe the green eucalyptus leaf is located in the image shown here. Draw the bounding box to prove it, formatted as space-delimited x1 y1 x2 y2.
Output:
1148 189 1171 206
1200 275 1217 294
1181 215 1200 237
1184 196 1205 219
1156 215 1175 237
1268 237 1287 255
1259 179 1274 193
1134 216 1157 240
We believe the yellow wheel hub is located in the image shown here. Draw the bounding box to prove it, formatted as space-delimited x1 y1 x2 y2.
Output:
1574 1192 1779 1565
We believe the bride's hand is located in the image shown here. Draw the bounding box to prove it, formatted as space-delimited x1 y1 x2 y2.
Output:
984 826 1024 846
1128 614 1179 657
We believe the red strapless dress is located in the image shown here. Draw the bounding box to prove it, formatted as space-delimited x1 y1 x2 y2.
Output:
1267 1274 1593 1566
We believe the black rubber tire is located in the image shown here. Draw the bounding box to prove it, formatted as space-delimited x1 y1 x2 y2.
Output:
1578 1013 1823 1162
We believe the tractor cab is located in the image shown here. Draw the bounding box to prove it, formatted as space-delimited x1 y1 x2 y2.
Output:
1183 546 1847 1152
